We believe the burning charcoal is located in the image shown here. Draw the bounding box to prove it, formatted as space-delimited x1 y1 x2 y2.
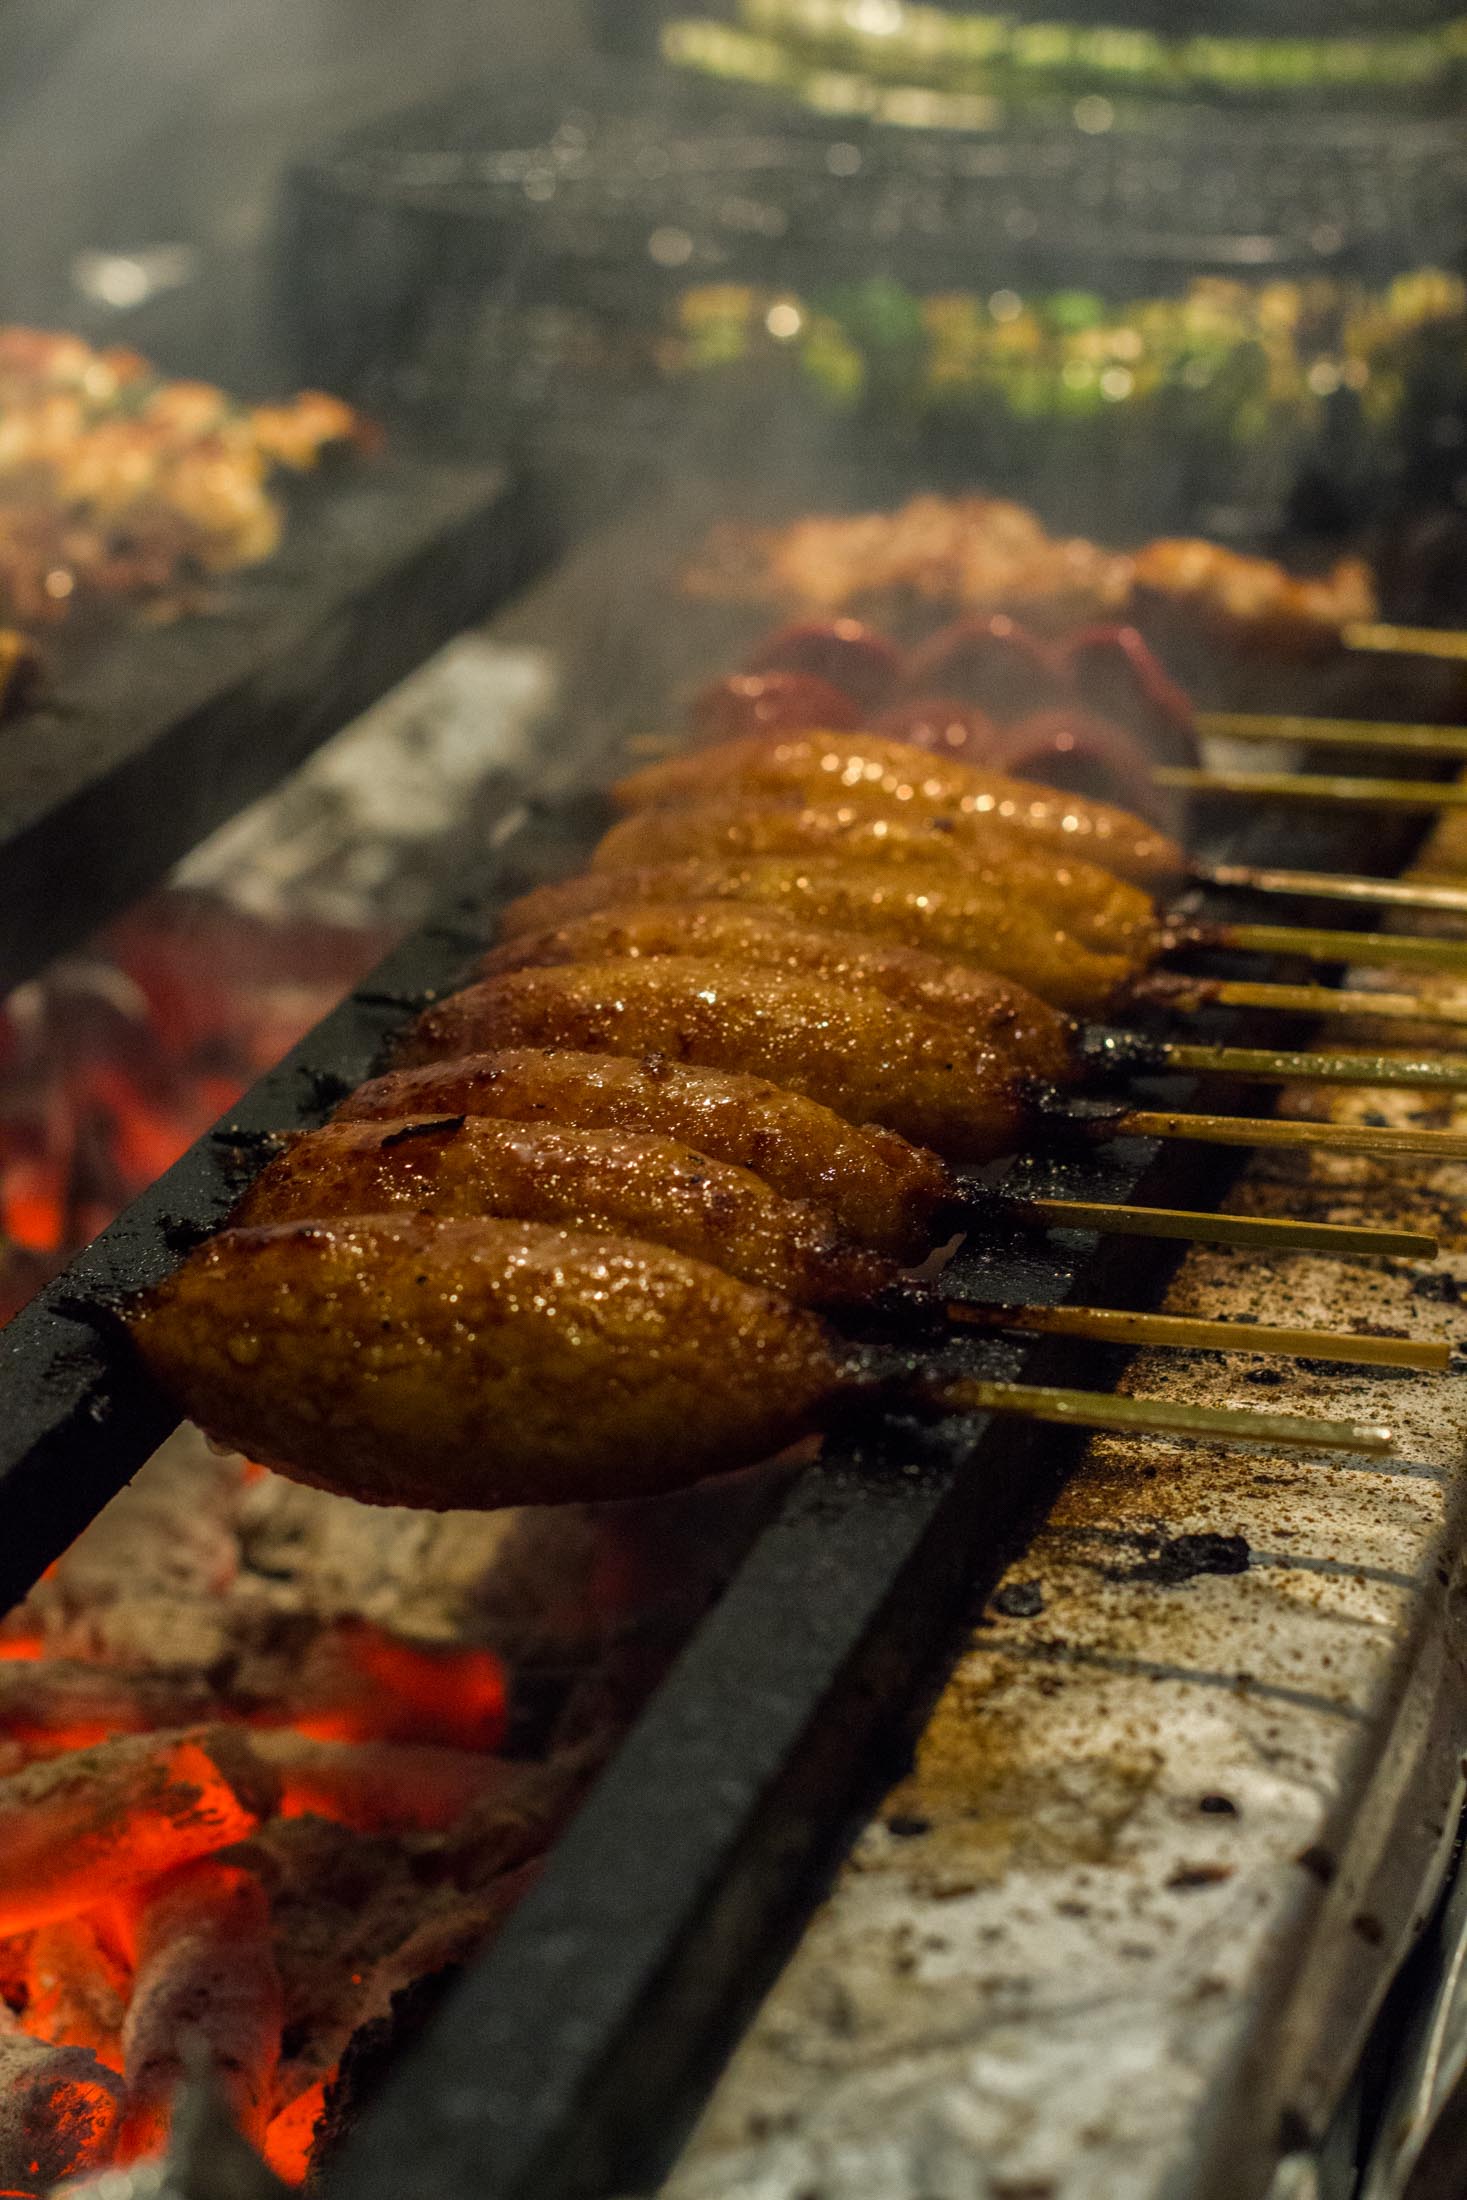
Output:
254 1734 529 1836
364 1863 539 2009
5 1428 242 1671
434 1756 593 1884
0 2030 123 2191
0 1660 218 1754
0 1728 276 1934
253 1819 429 2121
118 1860 283 2159
263 2076 330 2185
24 1914 130 2065
279 1621 507 1752
307 1867 540 2175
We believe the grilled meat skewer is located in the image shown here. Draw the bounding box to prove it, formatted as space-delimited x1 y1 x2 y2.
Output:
233 1117 893 1311
395 960 1032 1163
234 1116 1433 1354
335 1051 1437 1266
692 495 1376 661
399 951 1467 1166
614 731 1185 891
335 1049 953 1260
480 903 1074 1078
502 848 1467 1015
128 1216 1393 1513
590 801 1157 957
500 867 1136 1014
128 1217 842 1510
480 902 1467 1105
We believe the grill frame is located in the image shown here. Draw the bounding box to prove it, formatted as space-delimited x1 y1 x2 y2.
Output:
0 452 546 1001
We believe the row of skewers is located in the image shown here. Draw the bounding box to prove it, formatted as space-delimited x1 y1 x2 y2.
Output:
691 490 1467 832
125 612 1467 1502
692 606 1467 836
686 491 1462 667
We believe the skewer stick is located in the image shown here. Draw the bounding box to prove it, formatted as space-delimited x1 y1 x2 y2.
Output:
1197 712 1467 760
947 1301 1449 1372
1192 863 1467 918
1156 766 1467 811
1133 974 1467 1029
1154 1041 1467 1092
988 1194 1436 1260
1182 920 1467 975
1344 622 1467 665
1102 1109 1467 1162
938 1378 1392 1455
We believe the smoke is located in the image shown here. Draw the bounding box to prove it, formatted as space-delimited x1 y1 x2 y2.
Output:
0 0 586 368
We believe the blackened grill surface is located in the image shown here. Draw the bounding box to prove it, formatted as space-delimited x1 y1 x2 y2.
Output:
0 453 542 1000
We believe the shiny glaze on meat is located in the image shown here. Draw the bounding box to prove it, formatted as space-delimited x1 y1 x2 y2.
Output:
129 1216 845 1509
499 864 1136 1015
395 959 1028 1163
232 1116 891 1309
334 1050 951 1260
613 731 1183 891
591 800 1156 956
479 903 1073 1081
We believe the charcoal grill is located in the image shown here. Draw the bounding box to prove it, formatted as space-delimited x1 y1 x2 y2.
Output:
1 494 1462 2200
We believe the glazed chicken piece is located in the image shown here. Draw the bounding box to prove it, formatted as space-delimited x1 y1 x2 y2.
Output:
155 438 283 569
480 903 1073 1080
689 496 1136 632
129 1216 847 1509
335 1050 953 1260
395 960 1031 1163
613 731 1184 893
1130 539 1377 659
498 864 1139 1015
686 496 1378 659
232 1116 892 1310
246 392 366 471
590 801 1157 957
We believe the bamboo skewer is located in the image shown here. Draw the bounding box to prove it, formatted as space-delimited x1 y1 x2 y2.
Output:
1082 1019 1467 1090
1198 713 1467 760
939 1378 1392 1455
1156 766 1467 811
1191 863 1467 917
1094 1109 1467 1162
986 1194 1437 1260
1179 920 1467 975
1344 622 1467 665
1136 975 1467 1029
947 1301 1449 1372
1150 1040 1467 1093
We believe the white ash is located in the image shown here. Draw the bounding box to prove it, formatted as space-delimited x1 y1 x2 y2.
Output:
173 635 556 930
